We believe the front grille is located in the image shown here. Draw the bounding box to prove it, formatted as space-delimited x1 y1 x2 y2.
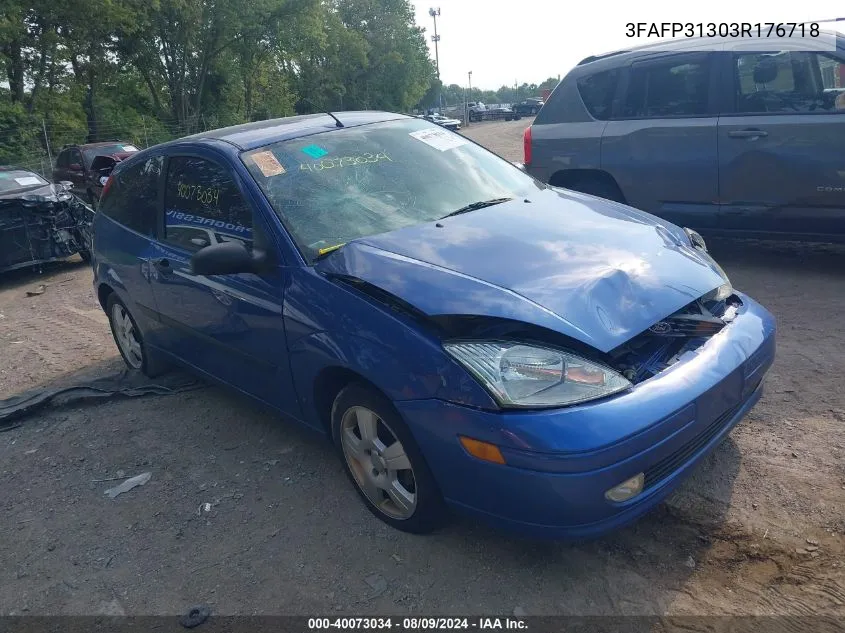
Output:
643 402 741 490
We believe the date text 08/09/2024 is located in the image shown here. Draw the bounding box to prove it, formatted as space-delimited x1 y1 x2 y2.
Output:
307 618 528 630
625 22 821 39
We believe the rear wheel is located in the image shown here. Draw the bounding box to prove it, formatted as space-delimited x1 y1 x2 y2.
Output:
106 295 168 377
332 383 446 533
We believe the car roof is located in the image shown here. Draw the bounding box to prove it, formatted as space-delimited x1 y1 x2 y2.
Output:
175 111 409 151
576 30 845 68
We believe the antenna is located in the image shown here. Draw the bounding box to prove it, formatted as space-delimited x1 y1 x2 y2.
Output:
303 98 344 128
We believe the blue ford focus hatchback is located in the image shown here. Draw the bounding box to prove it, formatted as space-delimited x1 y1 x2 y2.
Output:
92 112 776 538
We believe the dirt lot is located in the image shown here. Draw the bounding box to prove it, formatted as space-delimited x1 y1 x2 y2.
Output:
1 119 844 618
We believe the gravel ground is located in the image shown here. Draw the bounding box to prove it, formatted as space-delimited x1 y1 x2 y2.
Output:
1 120 844 617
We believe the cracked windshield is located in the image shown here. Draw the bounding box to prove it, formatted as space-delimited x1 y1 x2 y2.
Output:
242 118 541 260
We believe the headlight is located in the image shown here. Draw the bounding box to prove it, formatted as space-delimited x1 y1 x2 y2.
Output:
684 227 733 300
703 282 733 302
444 341 631 408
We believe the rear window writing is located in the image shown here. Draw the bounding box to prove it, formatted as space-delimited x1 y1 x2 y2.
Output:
163 156 253 250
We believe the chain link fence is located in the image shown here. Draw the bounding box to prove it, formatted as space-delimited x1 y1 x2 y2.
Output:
1 113 221 179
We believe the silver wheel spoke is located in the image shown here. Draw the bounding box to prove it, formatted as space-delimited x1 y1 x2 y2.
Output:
128 339 142 362
342 426 367 462
382 441 411 471
361 475 383 504
355 408 378 443
386 479 415 514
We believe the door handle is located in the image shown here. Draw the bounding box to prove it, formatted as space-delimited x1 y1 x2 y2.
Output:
727 129 768 139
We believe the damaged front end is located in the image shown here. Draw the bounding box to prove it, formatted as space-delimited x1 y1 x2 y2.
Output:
608 290 743 384
0 184 94 274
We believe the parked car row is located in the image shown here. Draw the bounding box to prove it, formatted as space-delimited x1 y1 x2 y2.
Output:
422 113 462 131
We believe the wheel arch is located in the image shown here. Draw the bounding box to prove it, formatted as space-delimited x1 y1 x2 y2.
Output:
548 168 626 202
96 282 115 312
313 366 393 439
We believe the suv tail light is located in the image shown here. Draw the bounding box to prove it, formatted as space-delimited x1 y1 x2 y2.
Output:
101 175 115 199
523 126 532 167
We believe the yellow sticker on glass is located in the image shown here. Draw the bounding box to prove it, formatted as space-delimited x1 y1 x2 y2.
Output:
252 151 286 177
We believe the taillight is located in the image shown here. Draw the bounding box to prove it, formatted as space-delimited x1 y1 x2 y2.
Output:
101 175 114 199
523 126 532 166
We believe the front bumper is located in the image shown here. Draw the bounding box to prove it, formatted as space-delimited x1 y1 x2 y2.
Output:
396 293 776 539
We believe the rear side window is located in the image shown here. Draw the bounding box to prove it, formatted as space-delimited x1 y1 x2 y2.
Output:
99 156 162 236
734 51 845 113
163 156 253 252
577 70 619 120
622 57 711 118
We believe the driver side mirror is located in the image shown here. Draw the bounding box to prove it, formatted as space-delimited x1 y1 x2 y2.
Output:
189 240 270 276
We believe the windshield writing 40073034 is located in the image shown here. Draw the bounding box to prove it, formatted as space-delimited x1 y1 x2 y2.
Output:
300 152 392 172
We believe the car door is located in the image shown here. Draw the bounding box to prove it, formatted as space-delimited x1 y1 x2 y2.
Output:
53 149 70 183
94 155 164 332
148 150 300 418
717 49 845 239
65 148 87 196
600 52 721 228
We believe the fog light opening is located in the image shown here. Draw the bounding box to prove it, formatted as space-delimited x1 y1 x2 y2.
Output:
605 473 645 502
459 436 506 465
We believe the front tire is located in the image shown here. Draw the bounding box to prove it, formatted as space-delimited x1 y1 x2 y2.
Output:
331 383 446 534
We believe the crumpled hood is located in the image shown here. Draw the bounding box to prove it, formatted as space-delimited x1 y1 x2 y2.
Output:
316 187 727 352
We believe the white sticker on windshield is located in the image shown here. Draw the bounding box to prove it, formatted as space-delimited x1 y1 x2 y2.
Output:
15 176 41 186
409 128 468 152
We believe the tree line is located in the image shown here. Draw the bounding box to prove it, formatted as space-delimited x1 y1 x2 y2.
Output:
0 0 435 165
1 0 558 168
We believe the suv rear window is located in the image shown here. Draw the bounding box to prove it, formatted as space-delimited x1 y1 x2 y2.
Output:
99 156 162 236
622 58 711 118
577 70 618 120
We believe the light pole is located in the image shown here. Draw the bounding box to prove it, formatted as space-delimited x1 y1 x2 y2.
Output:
467 70 472 126
429 8 442 113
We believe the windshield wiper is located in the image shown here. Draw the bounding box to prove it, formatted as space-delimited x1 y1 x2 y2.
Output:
439 197 513 220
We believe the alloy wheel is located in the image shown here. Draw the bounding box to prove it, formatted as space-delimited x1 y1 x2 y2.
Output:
339 406 417 520
110 302 143 369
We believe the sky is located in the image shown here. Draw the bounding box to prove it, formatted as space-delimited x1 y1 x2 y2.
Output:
412 0 845 89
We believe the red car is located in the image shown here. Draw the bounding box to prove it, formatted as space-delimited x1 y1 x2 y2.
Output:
53 141 140 206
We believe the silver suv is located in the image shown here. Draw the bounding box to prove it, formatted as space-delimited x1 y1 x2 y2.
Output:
524 34 845 242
